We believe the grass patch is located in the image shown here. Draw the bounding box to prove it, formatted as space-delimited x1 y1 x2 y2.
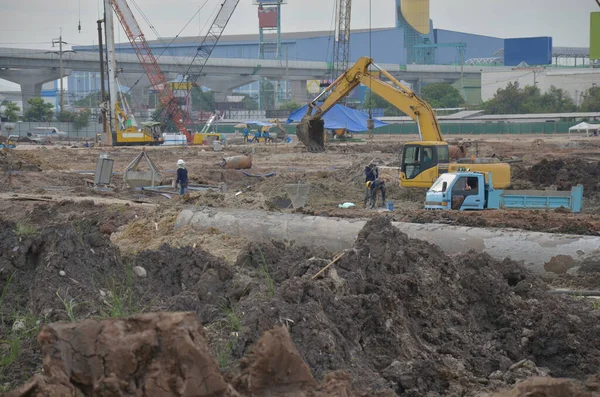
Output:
102 264 151 318
56 291 80 322
257 249 275 298
592 299 600 310
0 336 21 379
220 299 241 332
214 339 235 369
13 222 38 237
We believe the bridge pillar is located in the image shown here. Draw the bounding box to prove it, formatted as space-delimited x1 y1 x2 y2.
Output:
0 68 72 113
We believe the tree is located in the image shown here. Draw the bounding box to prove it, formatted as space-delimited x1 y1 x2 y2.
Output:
363 90 404 117
259 79 275 110
74 92 103 109
2 101 20 122
580 86 600 112
279 101 301 111
23 98 55 122
421 83 464 109
483 82 577 114
539 86 577 113
483 82 526 114
73 109 91 131
190 87 216 111
57 110 76 122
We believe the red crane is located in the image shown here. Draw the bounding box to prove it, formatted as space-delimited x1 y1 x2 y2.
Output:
109 0 195 143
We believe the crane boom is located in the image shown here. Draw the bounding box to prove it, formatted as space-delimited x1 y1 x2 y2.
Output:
332 0 352 81
183 0 241 93
109 0 195 142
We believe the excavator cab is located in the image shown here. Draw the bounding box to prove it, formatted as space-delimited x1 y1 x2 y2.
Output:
401 142 450 188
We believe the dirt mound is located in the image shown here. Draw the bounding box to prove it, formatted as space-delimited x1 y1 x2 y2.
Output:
6 314 366 397
489 376 600 397
513 159 600 194
199 216 600 395
0 149 41 173
3 216 600 395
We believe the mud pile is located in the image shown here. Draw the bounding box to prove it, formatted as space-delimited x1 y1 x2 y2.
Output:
513 159 600 194
205 216 600 396
3 215 600 395
5 314 367 397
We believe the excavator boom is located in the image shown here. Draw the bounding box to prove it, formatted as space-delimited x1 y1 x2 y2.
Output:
296 56 443 150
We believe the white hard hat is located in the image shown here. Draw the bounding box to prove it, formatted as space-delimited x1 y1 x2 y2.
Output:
177 159 185 165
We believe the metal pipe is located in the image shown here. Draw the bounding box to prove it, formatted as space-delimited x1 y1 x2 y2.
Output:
176 208 600 275
97 19 107 142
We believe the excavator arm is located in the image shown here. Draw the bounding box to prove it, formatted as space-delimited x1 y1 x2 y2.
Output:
296 56 443 150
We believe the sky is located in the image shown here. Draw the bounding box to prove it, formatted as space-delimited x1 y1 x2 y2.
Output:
0 0 598 90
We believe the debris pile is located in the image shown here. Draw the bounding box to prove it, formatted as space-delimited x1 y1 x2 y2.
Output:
514 158 600 193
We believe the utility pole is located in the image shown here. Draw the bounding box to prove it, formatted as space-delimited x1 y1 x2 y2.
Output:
48 29 74 112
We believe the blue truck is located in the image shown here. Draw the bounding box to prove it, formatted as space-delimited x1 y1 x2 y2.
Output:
425 171 583 213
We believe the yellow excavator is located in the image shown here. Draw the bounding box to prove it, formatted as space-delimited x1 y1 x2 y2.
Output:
296 57 510 188
114 102 163 146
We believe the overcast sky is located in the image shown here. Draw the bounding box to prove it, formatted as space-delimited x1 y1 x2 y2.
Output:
0 0 598 90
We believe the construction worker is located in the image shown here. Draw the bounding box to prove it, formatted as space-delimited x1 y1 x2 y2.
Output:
368 178 386 209
176 159 188 196
243 126 249 143
363 162 378 208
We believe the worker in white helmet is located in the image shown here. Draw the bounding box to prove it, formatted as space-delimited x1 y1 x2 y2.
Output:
176 159 188 195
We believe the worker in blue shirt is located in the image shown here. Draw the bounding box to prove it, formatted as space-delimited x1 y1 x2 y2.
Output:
262 128 272 143
252 129 261 143
176 159 188 195
243 127 249 143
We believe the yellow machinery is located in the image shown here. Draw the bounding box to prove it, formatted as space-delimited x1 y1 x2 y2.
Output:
193 133 223 145
296 57 511 188
114 102 163 146
192 111 222 145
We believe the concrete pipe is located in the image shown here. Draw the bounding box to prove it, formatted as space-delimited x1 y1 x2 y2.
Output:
175 208 600 275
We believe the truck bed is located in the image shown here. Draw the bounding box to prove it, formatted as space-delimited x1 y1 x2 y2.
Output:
492 185 583 213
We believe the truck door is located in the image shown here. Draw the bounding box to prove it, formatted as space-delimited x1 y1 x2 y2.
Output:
451 176 483 210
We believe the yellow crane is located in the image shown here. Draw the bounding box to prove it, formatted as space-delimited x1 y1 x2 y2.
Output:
296 57 510 188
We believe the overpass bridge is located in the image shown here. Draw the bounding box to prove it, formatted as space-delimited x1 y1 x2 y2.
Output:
0 47 511 110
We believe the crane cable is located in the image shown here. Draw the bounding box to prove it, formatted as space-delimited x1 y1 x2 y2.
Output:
122 0 212 96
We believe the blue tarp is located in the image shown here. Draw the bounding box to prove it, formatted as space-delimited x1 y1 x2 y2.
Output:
286 103 387 132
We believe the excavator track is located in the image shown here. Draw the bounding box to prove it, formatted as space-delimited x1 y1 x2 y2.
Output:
296 119 326 152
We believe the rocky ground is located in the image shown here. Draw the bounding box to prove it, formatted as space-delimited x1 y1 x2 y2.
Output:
1 134 600 395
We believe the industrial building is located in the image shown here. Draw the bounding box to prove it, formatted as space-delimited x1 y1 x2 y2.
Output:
64 0 594 109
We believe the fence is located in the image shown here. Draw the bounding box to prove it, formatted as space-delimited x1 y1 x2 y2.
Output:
2 120 579 140
213 121 579 135
3 121 102 139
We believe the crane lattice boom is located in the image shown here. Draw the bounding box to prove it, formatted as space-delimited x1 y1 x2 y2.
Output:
110 0 194 142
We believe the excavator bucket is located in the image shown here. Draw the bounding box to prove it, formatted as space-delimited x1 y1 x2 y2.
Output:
296 118 325 152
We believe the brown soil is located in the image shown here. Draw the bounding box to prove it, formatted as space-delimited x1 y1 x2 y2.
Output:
3 215 600 395
5 314 369 397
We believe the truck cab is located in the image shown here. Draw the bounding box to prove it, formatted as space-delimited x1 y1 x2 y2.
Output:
425 172 487 210
426 171 583 212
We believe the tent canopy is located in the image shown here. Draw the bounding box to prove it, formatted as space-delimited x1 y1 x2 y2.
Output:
569 122 600 131
246 120 275 127
286 103 387 132
569 122 600 137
